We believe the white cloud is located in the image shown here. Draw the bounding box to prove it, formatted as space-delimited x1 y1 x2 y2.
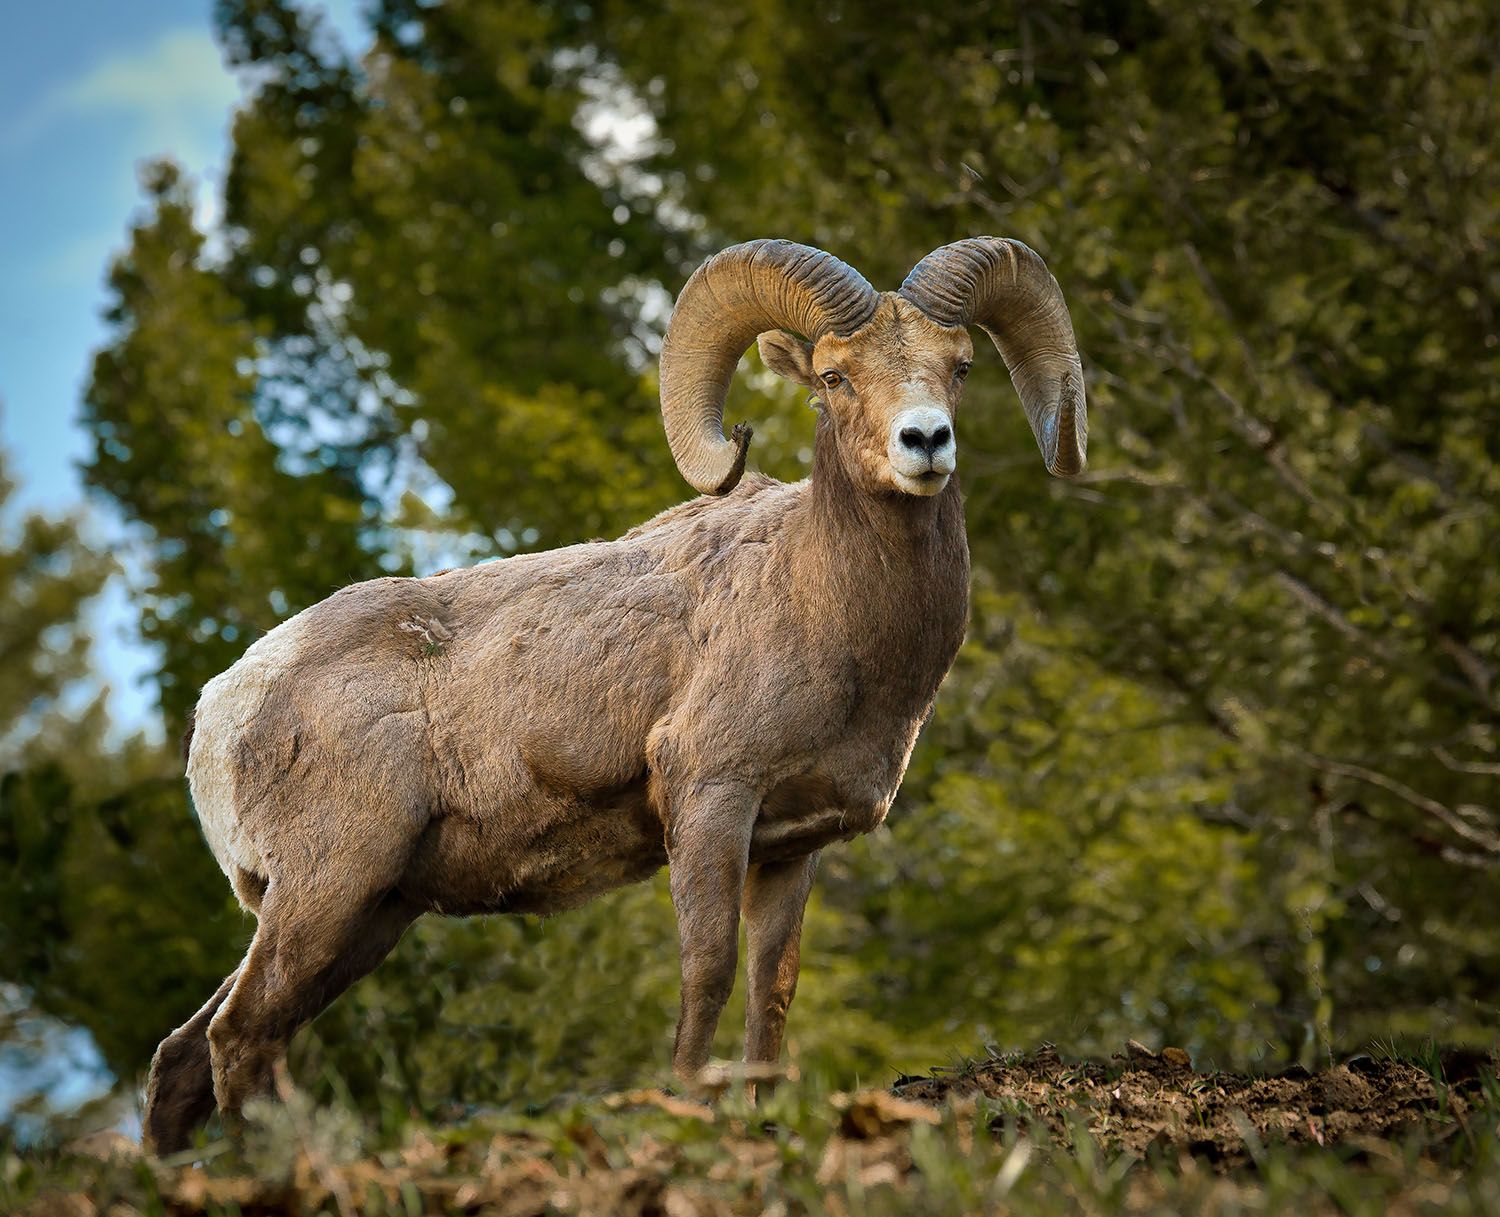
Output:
60 28 240 172
10 29 244 288
2 29 240 158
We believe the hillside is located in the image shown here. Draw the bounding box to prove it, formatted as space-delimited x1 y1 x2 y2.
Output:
12 1043 1500 1216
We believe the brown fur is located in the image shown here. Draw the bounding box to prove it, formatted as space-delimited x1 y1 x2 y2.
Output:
145 294 986 1153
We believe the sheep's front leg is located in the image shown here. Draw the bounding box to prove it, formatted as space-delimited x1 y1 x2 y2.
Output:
742 851 819 1084
667 781 757 1087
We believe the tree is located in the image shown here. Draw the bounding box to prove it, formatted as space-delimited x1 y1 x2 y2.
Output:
0 447 111 769
0 449 236 1127
0 762 244 1085
214 0 689 545
84 161 375 731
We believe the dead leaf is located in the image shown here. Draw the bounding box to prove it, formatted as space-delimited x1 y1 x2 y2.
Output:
567 1120 612 1169
605 1088 715 1122
65 1132 142 1164
21 1194 95 1217
832 1090 941 1139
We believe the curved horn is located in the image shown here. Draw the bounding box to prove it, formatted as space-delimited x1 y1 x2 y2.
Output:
900 238 1087 477
660 239 879 494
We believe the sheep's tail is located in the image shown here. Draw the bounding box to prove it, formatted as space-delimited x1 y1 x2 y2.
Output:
181 706 197 767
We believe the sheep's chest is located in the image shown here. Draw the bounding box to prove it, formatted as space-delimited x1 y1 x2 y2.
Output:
738 594 961 863
750 711 927 863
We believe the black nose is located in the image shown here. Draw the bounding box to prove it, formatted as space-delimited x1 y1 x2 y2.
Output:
899 424 952 455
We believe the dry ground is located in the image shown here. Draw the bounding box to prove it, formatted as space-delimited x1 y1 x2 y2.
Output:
12 1043 1500 1216
894 1040 1495 1165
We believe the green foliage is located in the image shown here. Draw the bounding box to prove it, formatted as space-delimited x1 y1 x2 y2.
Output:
840 580 1283 1062
215 0 688 544
0 451 111 768
0 763 244 1079
83 161 374 730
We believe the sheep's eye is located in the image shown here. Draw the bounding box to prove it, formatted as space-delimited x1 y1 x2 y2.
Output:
955 360 972 381
819 370 844 390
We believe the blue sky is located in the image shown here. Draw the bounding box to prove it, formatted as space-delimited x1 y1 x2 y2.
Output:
0 1 363 735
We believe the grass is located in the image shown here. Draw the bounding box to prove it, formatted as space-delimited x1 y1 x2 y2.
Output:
3 1047 1498 1216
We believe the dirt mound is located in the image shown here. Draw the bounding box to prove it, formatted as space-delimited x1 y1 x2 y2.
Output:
894 1041 1496 1166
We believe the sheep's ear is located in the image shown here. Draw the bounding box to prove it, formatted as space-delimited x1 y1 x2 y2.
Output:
757 330 817 390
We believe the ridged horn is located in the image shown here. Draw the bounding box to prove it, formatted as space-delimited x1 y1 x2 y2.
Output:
900 237 1087 477
660 239 879 494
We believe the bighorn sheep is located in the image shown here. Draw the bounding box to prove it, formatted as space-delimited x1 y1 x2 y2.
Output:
143 237 1087 1153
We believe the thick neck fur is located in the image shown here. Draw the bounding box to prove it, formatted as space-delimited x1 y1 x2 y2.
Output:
787 411 970 702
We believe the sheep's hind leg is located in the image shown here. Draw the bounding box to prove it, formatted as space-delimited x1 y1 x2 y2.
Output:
741 851 819 1097
142 969 240 1155
206 882 418 1125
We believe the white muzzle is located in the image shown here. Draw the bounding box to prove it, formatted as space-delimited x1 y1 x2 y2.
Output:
888 406 956 496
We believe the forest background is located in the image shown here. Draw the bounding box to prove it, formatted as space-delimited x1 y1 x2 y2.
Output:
2 0 1496 1141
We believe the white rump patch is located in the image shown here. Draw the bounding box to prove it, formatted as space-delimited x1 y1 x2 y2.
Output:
186 613 310 886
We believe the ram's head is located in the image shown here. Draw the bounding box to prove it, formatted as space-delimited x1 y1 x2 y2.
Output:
659 238 1087 498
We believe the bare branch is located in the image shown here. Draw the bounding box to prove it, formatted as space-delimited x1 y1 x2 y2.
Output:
1438 633 1495 702
1297 750 1500 857
1433 746 1500 778
1274 571 1367 645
